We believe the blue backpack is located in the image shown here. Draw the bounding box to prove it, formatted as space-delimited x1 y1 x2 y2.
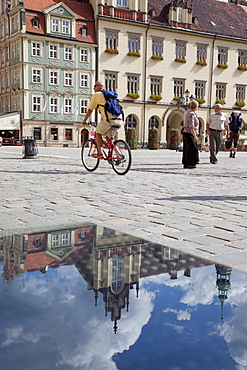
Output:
229 112 242 132
100 90 124 122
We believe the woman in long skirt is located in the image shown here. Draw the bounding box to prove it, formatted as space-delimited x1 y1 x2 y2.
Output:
182 100 199 169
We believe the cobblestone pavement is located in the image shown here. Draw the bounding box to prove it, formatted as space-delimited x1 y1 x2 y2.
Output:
1 145 247 271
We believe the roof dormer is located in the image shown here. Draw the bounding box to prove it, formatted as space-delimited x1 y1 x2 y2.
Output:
43 2 77 38
167 0 193 29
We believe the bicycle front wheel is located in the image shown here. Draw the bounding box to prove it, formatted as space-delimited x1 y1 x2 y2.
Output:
111 139 132 175
81 139 100 172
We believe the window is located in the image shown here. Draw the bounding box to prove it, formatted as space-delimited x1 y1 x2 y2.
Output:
64 46 72 61
125 115 137 130
50 71 58 85
216 83 226 100
127 74 139 94
34 237 41 247
65 129 72 140
80 100 88 114
50 98 58 113
80 74 88 87
238 50 247 67
49 44 58 59
62 20 69 34
218 47 228 64
32 96 41 112
64 98 72 114
50 128 58 140
52 18 59 32
105 72 117 91
150 77 162 95
175 41 186 59
52 234 59 246
106 30 118 50
112 258 123 292
174 79 184 97
32 17 39 29
149 116 159 128
128 34 140 53
32 42 40 57
34 127 41 140
152 38 163 56
80 49 88 62
81 26 87 37
61 233 68 244
177 7 183 22
197 44 207 62
32 69 41 83
117 0 127 6
236 85 245 101
64 72 72 86
80 231 86 239
195 81 206 99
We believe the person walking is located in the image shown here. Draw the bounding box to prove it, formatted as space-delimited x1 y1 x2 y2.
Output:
182 100 199 169
206 104 229 164
228 111 242 158
82 81 122 158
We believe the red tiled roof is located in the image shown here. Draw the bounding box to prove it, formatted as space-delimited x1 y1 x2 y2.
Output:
24 0 95 22
148 0 247 39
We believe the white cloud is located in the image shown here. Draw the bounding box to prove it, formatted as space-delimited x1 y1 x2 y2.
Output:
1 326 40 347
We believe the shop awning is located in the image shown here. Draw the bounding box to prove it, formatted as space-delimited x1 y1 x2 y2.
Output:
0 112 20 130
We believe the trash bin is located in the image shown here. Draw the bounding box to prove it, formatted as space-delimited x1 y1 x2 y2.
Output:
22 137 38 159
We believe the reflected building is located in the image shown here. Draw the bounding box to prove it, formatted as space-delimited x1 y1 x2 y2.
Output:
215 264 232 323
1 223 229 332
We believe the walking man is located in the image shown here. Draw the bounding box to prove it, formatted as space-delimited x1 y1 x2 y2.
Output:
228 111 242 158
206 104 229 164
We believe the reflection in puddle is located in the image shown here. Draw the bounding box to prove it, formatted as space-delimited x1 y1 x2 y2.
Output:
0 223 245 370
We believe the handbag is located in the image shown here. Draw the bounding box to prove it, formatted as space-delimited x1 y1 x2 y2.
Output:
225 139 231 150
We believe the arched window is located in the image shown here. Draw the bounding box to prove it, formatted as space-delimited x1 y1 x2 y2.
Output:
125 114 137 130
149 116 159 128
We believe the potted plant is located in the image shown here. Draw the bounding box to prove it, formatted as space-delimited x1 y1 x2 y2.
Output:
235 101 245 108
217 63 228 69
173 96 180 102
126 128 138 149
175 57 186 63
147 127 159 149
215 99 225 105
151 55 163 60
196 98 206 105
127 93 140 99
127 51 141 57
105 48 119 55
169 129 180 150
237 65 247 71
150 94 162 102
196 60 207 66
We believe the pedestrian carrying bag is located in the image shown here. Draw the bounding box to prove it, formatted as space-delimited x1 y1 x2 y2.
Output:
100 90 124 122
225 139 231 149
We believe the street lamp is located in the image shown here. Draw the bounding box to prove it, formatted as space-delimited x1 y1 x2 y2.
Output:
178 89 195 110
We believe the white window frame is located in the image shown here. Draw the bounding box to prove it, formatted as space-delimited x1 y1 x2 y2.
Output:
64 46 72 61
218 47 228 65
175 40 186 59
32 69 41 83
197 44 207 62
32 42 41 57
152 38 163 56
80 99 88 114
128 33 140 53
236 85 246 101
80 74 88 88
216 83 226 100
64 98 72 114
238 50 247 68
127 74 139 94
105 72 117 91
32 96 41 112
117 0 128 7
49 44 58 59
64 72 73 86
52 18 59 33
52 234 59 246
174 79 185 97
62 20 69 34
105 30 118 50
150 76 162 95
195 81 206 99
80 49 88 62
50 97 58 113
62 233 68 245
49 71 58 85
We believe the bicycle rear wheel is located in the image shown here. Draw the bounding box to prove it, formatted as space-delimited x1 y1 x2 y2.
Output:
111 139 132 175
81 139 100 172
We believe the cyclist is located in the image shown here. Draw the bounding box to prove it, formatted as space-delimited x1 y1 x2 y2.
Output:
82 81 122 159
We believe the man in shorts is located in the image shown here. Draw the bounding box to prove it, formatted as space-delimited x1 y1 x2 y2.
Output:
82 81 122 158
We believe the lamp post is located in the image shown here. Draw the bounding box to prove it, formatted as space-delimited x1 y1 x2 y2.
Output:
178 89 195 110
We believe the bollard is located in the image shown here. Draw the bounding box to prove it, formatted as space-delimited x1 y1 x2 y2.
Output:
22 137 38 159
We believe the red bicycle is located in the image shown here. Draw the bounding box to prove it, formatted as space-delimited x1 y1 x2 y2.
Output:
81 123 132 175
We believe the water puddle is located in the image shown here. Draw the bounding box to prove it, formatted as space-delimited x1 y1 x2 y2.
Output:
0 223 246 370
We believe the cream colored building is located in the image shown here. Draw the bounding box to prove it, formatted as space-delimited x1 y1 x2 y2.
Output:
91 0 247 147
